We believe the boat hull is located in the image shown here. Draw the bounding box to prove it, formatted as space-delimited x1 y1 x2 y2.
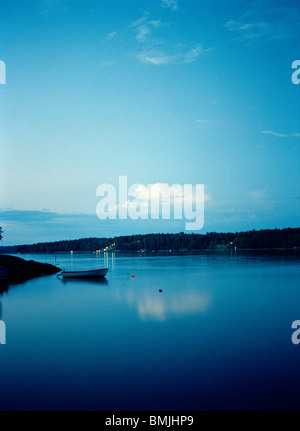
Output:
60 268 108 278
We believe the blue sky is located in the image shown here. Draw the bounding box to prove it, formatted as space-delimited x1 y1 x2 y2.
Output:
0 0 299 245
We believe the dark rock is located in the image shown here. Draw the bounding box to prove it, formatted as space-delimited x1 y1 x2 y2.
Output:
0 255 61 285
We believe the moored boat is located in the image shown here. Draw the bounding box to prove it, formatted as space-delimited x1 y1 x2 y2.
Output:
59 268 108 278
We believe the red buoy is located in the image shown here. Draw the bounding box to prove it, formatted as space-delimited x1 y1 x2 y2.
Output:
131 274 135 278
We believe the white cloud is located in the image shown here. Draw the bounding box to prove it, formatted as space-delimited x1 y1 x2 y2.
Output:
130 11 208 65
137 50 177 66
129 11 208 67
261 130 300 138
125 182 211 206
132 17 166 43
137 44 205 66
127 183 183 205
136 24 151 42
261 130 287 138
161 0 178 11
182 43 204 63
130 13 163 43
224 20 273 42
148 20 162 28
224 5 300 43
130 11 150 28
105 31 118 40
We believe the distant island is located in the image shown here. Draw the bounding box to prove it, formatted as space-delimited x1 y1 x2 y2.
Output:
0 228 299 254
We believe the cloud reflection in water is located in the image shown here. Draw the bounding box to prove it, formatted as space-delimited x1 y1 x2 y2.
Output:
122 288 212 321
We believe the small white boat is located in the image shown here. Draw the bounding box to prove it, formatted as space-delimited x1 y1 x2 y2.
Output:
59 268 108 278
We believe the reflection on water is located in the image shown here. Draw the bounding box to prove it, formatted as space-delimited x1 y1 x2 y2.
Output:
58 277 109 287
121 288 211 321
0 282 8 295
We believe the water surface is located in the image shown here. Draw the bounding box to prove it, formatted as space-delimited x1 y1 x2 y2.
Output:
0 252 300 410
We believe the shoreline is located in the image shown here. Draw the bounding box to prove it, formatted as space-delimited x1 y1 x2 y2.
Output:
0 255 61 285
2 247 299 255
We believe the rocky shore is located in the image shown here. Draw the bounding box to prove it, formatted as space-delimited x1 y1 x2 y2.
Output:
0 255 61 284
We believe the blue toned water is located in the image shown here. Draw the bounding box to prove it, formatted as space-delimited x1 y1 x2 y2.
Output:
0 251 300 411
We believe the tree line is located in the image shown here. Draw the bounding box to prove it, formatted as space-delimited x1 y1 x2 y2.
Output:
0 227 299 253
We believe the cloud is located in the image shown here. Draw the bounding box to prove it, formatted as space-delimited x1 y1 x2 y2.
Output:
224 20 274 42
161 0 178 11
131 15 165 43
130 11 150 28
183 44 205 63
0 209 92 224
261 130 287 138
224 5 300 43
261 130 300 138
0 208 193 245
94 182 209 224
0 209 101 245
136 24 151 42
130 11 208 65
137 50 177 65
124 182 211 206
148 20 162 28
105 31 118 40
137 44 206 66
130 12 154 43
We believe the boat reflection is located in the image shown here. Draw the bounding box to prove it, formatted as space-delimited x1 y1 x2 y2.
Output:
58 277 109 286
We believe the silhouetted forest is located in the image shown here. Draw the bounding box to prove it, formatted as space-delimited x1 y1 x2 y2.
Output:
0 228 299 253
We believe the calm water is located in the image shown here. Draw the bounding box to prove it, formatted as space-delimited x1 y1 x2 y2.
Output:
0 251 300 411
